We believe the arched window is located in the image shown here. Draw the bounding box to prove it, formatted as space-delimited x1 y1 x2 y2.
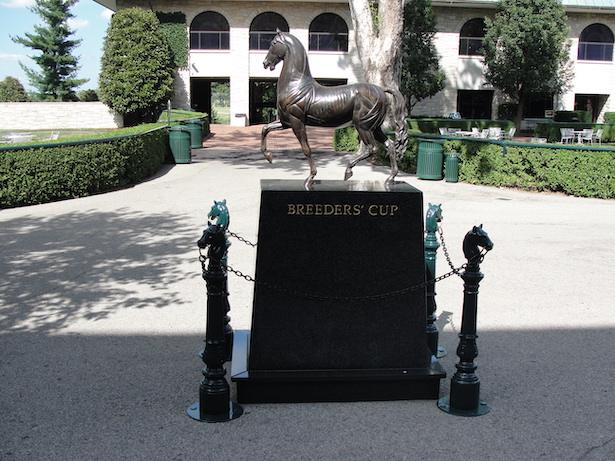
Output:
190 11 230 50
459 18 486 56
250 12 289 50
578 23 614 61
309 13 348 52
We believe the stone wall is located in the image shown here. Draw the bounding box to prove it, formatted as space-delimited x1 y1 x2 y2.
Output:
0 102 123 130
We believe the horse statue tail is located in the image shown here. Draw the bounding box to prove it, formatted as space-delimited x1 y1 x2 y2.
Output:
384 88 409 160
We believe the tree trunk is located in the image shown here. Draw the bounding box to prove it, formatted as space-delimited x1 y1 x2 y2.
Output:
348 0 405 92
515 90 525 131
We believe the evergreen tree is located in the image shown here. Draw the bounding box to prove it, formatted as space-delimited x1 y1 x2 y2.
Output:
12 0 87 101
0 76 30 102
400 0 445 113
483 0 572 127
99 8 174 125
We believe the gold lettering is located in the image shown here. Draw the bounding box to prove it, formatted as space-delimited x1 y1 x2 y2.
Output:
390 205 399 216
324 204 334 215
368 205 378 216
288 204 296 215
315 204 323 215
353 204 362 215
335 204 343 215
306 204 314 215
297 204 305 215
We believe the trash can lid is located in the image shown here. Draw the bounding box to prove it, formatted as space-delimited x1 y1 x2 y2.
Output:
169 125 190 132
417 138 446 144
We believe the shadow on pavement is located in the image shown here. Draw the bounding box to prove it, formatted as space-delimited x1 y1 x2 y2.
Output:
0 328 614 459
0 209 195 333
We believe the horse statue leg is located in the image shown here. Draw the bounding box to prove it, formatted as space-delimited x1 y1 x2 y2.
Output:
384 137 399 184
344 130 374 180
288 116 317 187
260 120 286 163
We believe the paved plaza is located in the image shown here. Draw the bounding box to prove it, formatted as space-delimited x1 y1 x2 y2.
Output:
1 125 615 460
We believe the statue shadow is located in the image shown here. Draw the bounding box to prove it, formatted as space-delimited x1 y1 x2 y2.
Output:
0 208 196 333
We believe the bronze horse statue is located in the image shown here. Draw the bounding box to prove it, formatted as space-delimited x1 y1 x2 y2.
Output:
261 32 408 186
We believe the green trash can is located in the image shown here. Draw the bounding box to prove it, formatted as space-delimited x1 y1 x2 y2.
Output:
417 139 445 180
182 119 203 149
445 152 460 183
168 126 192 164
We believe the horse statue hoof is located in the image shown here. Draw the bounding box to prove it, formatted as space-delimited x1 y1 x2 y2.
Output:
344 168 353 181
304 176 315 190
264 151 273 163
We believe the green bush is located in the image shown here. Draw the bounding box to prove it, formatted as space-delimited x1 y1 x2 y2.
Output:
407 118 515 133
553 110 591 123
497 103 517 120
99 8 174 125
0 128 169 208
444 139 615 198
0 76 29 102
535 122 615 142
604 112 615 123
156 12 188 69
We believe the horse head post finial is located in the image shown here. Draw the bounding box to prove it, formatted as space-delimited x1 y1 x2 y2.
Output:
462 225 493 268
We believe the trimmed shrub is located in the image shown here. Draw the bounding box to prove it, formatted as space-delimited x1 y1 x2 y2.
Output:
553 110 591 123
443 139 615 198
603 112 615 123
99 8 174 125
0 129 169 208
535 122 615 142
0 76 29 102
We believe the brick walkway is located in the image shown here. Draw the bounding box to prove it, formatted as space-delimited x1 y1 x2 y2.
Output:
202 123 337 151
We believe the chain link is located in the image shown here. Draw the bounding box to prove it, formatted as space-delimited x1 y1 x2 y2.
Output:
199 225 486 301
227 231 257 248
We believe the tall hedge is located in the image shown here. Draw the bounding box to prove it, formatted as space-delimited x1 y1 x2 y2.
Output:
444 140 615 199
0 129 168 208
99 8 174 125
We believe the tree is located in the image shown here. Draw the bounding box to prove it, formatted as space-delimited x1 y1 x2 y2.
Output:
99 8 174 125
483 0 572 128
12 0 87 101
0 76 30 102
400 0 445 113
348 0 405 92
77 89 99 102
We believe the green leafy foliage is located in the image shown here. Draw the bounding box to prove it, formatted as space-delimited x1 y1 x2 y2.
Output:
483 0 571 126
603 112 615 123
99 8 174 125
444 140 615 198
0 76 29 102
407 118 515 133
0 129 168 208
400 0 444 113
12 0 87 101
77 89 99 102
156 12 188 69
553 110 591 123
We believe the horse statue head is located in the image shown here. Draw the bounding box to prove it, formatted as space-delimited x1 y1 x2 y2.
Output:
425 203 443 233
197 200 230 263
462 224 494 265
263 30 288 71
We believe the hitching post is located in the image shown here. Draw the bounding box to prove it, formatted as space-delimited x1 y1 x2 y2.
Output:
187 202 243 422
424 204 445 358
438 225 493 417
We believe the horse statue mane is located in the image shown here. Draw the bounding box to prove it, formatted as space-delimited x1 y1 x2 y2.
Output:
208 200 230 231
261 31 408 187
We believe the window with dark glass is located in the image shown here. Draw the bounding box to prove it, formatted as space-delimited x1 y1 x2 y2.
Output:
459 18 486 56
249 12 289 50
309 13 348 52
578 24 614 61
457 90 493 119
190 11 230 50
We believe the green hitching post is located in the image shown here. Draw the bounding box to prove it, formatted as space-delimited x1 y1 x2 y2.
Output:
425 204 446 358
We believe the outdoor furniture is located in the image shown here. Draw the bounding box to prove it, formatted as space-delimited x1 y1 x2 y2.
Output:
487 127 502 139
502 127 516 140
48 131 60 141
471 127 480 137
530 137 547 144
592 128 603 144
439 127 449 135
4 133 34 143
479 129 489 138
560 128 574 144
580 128 594 144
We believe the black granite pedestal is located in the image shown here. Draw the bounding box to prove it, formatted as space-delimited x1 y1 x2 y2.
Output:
231 180 445 403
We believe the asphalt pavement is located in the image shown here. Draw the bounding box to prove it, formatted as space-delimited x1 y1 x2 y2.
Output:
1 126 614 460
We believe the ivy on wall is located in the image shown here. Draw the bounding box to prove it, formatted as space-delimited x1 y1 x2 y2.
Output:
156 12 188 69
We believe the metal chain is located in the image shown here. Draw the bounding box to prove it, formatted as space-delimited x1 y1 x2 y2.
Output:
437 225 461 275
227 231 257 248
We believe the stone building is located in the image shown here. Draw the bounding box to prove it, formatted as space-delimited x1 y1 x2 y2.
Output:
94 0 615 126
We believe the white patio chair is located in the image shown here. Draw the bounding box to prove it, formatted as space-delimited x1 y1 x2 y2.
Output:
479 129 489 138
48 131 60 140
580 128 593 144
592 128 603 144
503 127 516 140
471 127 480 137
488 127 502 139
560 128 574 144
439 127 448 135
